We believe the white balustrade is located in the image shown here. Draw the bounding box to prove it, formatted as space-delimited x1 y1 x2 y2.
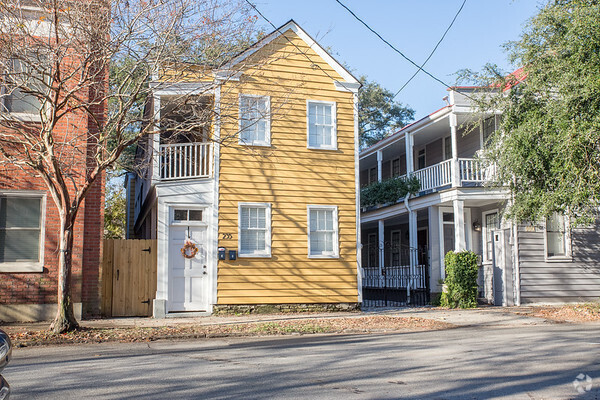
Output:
410 159 453 192
458 158 492 182
404 158 491 192
159 142 212 180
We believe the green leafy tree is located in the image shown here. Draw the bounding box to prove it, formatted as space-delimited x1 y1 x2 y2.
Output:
462 0 600 224
104 172 127 239
359 76 414 148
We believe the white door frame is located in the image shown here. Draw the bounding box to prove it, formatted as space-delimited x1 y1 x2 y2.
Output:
156 201 215 315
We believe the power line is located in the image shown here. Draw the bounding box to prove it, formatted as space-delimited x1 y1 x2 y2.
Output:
244 0 357 94
335 0 471 98
392 0 467 99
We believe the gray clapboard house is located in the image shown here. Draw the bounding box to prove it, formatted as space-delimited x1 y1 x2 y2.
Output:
359 84 600 306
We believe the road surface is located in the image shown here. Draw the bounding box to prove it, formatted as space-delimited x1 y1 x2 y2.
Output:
4 322 600 399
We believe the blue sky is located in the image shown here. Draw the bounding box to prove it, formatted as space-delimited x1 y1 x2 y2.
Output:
253 0 544 117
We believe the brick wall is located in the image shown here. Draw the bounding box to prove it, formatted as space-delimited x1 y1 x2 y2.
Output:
0 115 106 318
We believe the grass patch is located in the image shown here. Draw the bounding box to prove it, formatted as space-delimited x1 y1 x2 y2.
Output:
5 315 453 348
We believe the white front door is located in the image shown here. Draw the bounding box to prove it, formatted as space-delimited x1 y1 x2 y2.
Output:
168 210 208 312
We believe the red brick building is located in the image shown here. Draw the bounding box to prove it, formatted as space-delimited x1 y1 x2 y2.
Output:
0 9 106 322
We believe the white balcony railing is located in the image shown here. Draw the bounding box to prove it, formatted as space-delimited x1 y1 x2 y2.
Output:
159 142 212 180
458 158 496 183
410 159 453 192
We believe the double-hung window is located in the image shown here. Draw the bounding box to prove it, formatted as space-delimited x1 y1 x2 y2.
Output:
307 205 338 258
1 56 48 117
0 194 44 272
546 212 570 259
239 94 270 146
238 203 271 257
307 100 336 150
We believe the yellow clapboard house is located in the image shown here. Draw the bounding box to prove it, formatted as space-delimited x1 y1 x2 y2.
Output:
129 20 361 316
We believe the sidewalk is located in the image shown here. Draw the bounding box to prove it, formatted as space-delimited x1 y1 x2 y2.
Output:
1 305 560 334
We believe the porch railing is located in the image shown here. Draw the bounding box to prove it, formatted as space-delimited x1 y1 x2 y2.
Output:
458 158 494 183
361 243 430 307
159 142 212 180
410 159 452 192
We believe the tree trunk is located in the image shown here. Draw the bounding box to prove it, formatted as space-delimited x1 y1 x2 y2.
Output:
50 211 79 333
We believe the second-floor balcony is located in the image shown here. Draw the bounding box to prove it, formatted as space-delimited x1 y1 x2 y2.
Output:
361 157 495 210
159 142 212 180
410 157 494 192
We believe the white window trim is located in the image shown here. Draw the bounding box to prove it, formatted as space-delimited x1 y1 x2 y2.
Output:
307 205 339 259
306 99 337 150
544 213 572 262
238 93 271 147
482 209 499 264
0 191 46 273
238 202 272 258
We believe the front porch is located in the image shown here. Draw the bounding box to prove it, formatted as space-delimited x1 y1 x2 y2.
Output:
361 196 508 306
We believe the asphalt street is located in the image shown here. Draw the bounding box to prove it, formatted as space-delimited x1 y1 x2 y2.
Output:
4 321 600 399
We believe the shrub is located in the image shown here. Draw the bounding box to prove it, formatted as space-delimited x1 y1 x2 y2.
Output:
440 251 479 309
360 175 420 208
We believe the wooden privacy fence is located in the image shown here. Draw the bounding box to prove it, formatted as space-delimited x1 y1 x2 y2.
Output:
101 239 157 317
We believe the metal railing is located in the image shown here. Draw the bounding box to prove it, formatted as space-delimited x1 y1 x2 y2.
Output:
361 243 430 307
159 142 212 180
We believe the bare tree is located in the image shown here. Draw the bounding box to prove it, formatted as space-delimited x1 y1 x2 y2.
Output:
0 0 260 332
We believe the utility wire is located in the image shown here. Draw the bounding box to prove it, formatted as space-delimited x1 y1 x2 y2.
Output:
392 0 467 99
244 0 357 95
335 0 473 100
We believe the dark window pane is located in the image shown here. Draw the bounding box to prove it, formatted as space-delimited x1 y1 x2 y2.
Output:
0 197 40 228
174 209 187 221
0 228 40 262
442 212 454 223
189 210 203 221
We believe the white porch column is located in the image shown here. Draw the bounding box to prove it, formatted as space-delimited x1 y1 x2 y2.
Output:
450 113 460 187
453 199 466 251
405 133 414 175
408 210 418 250
428 206 442 290
377 150 383 182
151 95 162 182
378 219 385 276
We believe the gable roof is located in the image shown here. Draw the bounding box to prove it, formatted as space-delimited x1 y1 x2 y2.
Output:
449 67 527 92
221 19 359 85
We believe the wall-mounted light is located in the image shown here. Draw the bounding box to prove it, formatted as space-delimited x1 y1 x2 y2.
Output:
472 220 482 232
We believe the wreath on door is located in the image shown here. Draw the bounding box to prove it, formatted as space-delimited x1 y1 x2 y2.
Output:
181 239 199 259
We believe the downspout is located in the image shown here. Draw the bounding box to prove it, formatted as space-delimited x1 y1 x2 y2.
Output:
404 192 412 213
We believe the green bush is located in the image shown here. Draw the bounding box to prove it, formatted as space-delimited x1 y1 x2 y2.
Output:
440 251 479 309
360 175 420 208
